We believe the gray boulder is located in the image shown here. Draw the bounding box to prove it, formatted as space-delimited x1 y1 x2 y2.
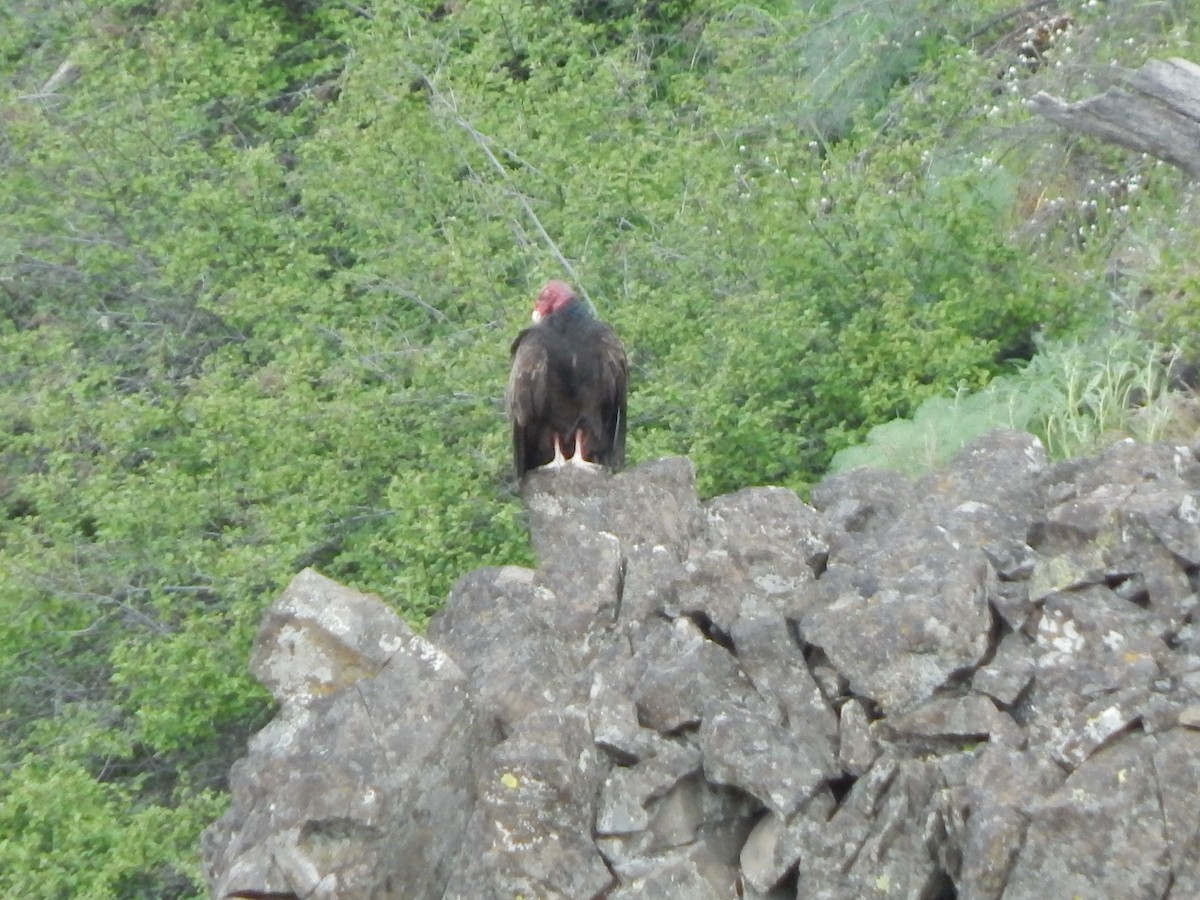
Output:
201 570 478 900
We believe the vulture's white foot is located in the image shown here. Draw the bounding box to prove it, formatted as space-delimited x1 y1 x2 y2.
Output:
566 430 603 471
544 436 570 469
568 457 604 472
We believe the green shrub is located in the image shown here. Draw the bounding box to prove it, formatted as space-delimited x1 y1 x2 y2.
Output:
0 751 223 898
830 332 1186 475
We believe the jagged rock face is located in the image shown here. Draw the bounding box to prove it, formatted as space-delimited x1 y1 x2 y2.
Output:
202 431 1200 899
201 570 480 899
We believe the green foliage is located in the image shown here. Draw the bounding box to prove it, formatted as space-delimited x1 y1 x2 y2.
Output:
628 138 1093 494
1034 334 1184 459
0 750 224 898
829 385 1034 478
1132 188 1200 371
2 0 1198 893
830 332 1185 475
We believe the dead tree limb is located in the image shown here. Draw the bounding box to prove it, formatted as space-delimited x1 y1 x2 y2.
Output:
1028 57 1200 178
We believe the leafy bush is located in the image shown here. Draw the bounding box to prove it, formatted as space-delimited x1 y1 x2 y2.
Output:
0 750 224 898
830 332 1186 475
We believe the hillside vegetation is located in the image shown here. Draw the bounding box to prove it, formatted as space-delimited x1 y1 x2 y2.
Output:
2 0 1198 895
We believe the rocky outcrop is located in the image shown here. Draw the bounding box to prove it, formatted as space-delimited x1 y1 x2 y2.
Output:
200 573 480 899
202 430 1200 899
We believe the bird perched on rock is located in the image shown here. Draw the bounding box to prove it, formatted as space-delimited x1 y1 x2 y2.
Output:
506 280 627 479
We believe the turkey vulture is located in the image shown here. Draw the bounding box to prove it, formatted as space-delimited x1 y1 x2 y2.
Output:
506 280 627 478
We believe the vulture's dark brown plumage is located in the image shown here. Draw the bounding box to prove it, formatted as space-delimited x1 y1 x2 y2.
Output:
506 281 627 478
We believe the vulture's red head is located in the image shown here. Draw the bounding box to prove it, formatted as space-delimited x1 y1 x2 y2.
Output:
532 280 577 322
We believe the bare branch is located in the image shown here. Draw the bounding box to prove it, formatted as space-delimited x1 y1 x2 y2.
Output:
418 71 595 310
1028 57 1200 179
